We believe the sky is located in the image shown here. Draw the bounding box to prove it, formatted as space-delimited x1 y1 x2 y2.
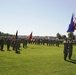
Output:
0 0 76 36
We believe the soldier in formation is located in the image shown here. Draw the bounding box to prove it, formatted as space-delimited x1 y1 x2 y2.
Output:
0 37 5 51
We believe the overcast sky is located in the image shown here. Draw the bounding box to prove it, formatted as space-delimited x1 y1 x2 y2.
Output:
0 0 76 36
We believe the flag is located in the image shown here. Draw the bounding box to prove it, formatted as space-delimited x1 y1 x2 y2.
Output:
74 18 76 30
28 32 32 40
16 30 18 39
67 14 74 32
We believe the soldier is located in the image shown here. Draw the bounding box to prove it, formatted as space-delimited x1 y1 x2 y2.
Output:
22 38 27 48
15 38 18 53
63 38 69 60
0 38 1 50
17 38 21 50
52 40 55 46
68 39 73 60
0 37 4 51
25 39 27 48
15 38 20 54
12 38 16 50
56 39 59 47
6 38 11 51
37 39 40 45
42 39 45 45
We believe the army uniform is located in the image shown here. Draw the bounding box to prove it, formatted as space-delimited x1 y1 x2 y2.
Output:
0 37 4 51
6 38 11 51
63 39 69 60
68 39 73 60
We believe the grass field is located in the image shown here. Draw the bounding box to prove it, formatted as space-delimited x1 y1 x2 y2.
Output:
0 44 76 75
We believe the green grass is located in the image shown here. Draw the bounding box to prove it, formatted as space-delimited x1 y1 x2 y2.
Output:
0 44 76 75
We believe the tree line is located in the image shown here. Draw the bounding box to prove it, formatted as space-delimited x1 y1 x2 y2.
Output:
0 31 13 36
56 32 76 40
0 31 76 40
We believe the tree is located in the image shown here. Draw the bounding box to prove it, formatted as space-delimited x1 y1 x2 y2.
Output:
68 32 74 39
56 33 62 39
0 31 13 36
62 35 66 39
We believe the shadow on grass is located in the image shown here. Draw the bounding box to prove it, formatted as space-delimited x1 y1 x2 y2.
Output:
0 50 5 52
7 50 11 51
15 51 21 54
66 59 76 64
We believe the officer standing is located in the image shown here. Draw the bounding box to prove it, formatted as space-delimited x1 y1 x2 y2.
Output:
68 39 73 60
63 38 69 60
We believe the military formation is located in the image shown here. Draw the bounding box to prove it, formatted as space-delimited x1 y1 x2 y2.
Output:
0 37 28 54
0 36 62 53
0 36 74 60
28 38 61 46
